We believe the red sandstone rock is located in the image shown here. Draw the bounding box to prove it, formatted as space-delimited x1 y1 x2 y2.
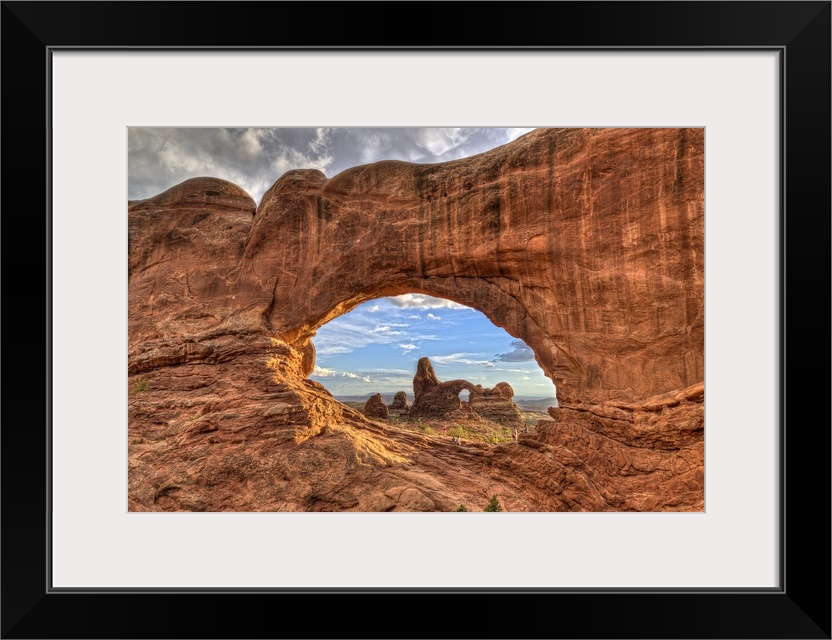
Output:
408 358 476 420
128 129 705 512
408 358 523 426
242 128 703 404
469 383 524 427
363 393 389 420
390 391 410 412
412 357 440 400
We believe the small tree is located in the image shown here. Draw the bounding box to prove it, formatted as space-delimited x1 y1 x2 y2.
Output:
484 495 502 512
456 504 468 512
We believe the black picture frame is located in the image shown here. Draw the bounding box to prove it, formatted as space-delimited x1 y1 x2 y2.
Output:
2 2 829 638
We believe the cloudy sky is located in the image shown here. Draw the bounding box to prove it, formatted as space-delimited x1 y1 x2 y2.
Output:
128 127 534 203
309 294 556 398
128 127 556 398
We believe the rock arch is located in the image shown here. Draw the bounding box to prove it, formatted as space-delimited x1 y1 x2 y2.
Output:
127 127 705 512
235 128 704 404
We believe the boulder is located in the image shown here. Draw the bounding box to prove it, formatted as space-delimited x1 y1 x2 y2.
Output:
390 391 410 412
469 382 524 427
363 393 389 420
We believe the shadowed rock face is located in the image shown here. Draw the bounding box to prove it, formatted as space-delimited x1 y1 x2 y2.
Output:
390 391 410 412
363 393 389 420
127 129 704 512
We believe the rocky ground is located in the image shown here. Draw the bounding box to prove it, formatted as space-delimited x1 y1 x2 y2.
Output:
127 339 703 513
342 401 547 444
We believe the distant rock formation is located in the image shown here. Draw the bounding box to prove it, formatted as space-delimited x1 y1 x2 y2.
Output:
469 382 523 427
363 393 389 420
390 391 410 412
412 357 440 400
408 357 522 426
408 357 476 420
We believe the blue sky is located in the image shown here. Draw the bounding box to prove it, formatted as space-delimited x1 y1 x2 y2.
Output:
309 294 556 398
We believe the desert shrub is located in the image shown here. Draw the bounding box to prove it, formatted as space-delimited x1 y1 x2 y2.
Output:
131 378 149 394
456 504 468 512
416 423 434 435
484 495 503 512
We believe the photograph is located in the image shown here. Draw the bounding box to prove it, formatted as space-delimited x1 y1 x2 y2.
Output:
3 0 828 635
127 127 704 513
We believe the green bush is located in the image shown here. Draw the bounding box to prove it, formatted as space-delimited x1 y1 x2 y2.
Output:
484 495 503 512
418 423 438 436
455 504 468 512
131 378 149 394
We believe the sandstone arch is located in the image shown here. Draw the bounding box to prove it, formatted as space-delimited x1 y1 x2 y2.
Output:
127 127 704 512
237 128 704 403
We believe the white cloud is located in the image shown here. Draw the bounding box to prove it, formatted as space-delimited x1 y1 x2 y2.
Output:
368 304 381 313
387 294 467 310
399 343 418 352
341 372 371 383
311 365 370 383
429 353 495 368
317 346 354 355
494 339 536 363
357 132 389 163
365 368 413 375
370 325 405 336
310 127 331 153
312 318 407 354
240 128 265 155
413 128 468 156
426 313 441 321
270 148 332 177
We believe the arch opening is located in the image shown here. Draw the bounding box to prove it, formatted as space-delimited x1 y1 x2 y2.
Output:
307 294 558 427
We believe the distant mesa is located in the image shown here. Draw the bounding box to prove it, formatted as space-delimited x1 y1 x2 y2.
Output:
408 357 524 427
363 393 389 420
